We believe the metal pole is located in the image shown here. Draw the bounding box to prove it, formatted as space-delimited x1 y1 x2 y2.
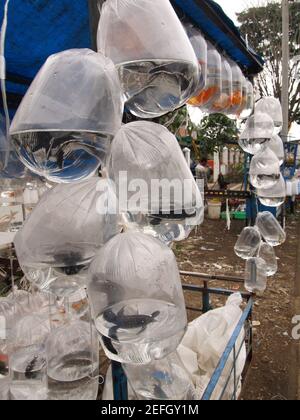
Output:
282 0 290 141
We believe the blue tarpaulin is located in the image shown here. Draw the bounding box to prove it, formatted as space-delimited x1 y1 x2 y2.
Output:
0 0 264 114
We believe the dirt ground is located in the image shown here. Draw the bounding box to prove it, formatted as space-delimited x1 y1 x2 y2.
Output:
174 212 299 401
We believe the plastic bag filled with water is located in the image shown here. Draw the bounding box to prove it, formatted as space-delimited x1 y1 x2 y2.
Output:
268 134 285 165
237 80 254 120
9 314 51 400
10 49 124 183
238 113 275 155
211 58 232 113
188 42 221 109
258 242 278 277
184 24 207 103
249 148 281 189
256 174 286 208
0 114 26 179
108 122 203 243
245 257 268 294
256 212 286 247
88 232 187 364
255 97 283 135
97 0 199 118
225 61 244 117
46 321 99 400
14 177 120 292
124 352 196 400
234 227 261 260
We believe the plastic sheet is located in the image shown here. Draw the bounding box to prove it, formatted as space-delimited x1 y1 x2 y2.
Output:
97 0 199 118
238 113 275 155
249 148 281 189
88 231 187 364
10 49 124 183
14 177 120 291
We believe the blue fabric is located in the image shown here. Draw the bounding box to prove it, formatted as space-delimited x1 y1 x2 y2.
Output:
0 0 91 112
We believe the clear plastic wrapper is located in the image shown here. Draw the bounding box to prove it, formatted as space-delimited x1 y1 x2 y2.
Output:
255 97 283 135
249 148 281 189
210 58 232 113
245 257 268 294
256 174 286 207
108 122 203 242
258 242 278 277
88 232 187 364
124 352 196 400
189 42 222 109
14 177 120 291
238 112 275 155
10 49 124 183
256 211 286 247
97 0 199 118
46 321 99 400
234 227 261 260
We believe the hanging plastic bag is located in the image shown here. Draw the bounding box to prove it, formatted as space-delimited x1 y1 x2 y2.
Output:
211 58 232 113
237 79 254 120
234 226 261 260
88 231 187 365
268 134 285 165
46 321 99 400
14 177 120 292
258 242 278 277
238 112 275 155
10 49 124 183
256 174 286 207
123 351 197 400
226 61 244 117
185 24 207 96
245 257 268 294
255 97 283 135
97 0 199 118
108 121 204 243
189 42 222 109
0 114 25 179
249 148 281 189
256 211 286 247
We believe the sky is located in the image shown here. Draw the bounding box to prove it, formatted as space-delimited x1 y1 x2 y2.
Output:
214 0 248 25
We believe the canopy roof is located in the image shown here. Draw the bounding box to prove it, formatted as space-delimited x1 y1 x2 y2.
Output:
0 0 264 114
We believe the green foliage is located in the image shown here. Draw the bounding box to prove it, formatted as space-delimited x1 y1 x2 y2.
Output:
158 107 239 159
237 2 300 125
